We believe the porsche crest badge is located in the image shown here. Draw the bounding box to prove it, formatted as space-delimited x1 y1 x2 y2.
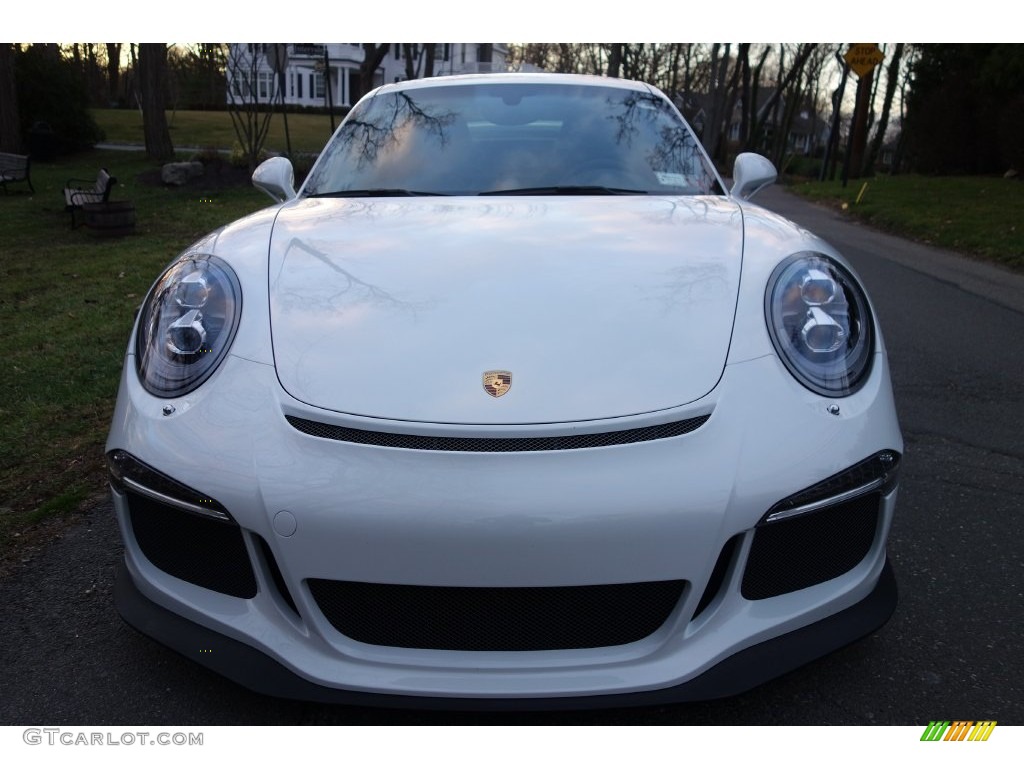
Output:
483 370 512 398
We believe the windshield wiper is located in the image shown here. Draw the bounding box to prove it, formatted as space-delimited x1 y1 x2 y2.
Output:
307 189 449 198
479 186 649 196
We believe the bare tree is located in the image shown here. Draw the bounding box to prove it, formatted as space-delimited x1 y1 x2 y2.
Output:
800 44 837 158
700 43 736 162
603 44 620 78
402 44 420 81
138 43 174 161
865 43 905 174
0 43 22 153
734 44 751 151
890 47 918 175
356 44 391 103
509 42 704 100
508 43 550 72
501 42 845 169
225 45 275 171
170 43 227 110
401 44 438 81
424 45 437 78
105 44 121 105
744 43 817 153
768 44 820 167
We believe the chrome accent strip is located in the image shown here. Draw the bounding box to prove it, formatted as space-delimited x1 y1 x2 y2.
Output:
122 477 232 522
763 477 884 524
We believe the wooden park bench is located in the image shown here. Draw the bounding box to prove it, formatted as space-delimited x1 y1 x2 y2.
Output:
64 168 117 228
0 152 33 194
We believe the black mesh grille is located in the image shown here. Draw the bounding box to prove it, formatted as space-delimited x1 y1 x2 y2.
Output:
741 492 880 600
126 491 257 598
307 579 686 650
285 414 710 452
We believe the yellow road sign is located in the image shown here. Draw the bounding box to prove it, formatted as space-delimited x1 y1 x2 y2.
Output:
845 43 884 78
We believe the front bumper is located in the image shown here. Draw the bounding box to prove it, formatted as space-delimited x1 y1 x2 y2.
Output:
108 350 902 702
115 557 897 709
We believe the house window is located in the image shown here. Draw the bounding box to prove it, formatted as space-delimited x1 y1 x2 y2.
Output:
311 72 324 99
258 72 275 100
233 74 252 98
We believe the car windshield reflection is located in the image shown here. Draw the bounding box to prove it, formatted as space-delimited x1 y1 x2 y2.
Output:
303 82 723 197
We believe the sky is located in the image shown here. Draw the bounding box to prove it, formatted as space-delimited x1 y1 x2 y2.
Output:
6 1 1013 43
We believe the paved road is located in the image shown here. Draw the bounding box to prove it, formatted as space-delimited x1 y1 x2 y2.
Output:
2 187 1021 725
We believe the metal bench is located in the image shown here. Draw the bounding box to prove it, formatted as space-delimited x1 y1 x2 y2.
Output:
0 152 33 194
64 169 117 228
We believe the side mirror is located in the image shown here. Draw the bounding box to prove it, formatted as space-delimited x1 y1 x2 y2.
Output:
252 157 297 203
730 153 777 201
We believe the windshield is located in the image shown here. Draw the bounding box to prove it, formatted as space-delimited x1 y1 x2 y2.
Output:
303 81 723 197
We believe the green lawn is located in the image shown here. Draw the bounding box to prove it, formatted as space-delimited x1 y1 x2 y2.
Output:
92 107 340 155
789 175 1024 271
0 149 268 567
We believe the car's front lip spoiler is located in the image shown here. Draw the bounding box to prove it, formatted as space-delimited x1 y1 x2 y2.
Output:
114 558 897 710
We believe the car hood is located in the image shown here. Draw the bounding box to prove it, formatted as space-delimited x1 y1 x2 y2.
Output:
268 195 743 424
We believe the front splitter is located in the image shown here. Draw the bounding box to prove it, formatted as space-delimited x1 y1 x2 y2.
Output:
114 558 897 710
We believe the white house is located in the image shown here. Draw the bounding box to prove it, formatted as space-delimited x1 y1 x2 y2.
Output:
227 44 509 109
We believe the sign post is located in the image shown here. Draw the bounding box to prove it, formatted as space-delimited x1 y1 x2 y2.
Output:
842 43 884 186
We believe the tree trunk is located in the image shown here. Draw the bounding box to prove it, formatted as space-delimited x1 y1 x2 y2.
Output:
682 44 695 98
357 44 391 103
667 44 681 99
606 44 622 78
402 44 417 81
846 66 875 181
106 43 121 105
424 44 436 78
737 44 751 153
702 43 732 162
716 48 744 163
865 43 904 174
774 75 803 168
138 43 174 161
0 43 22 153
745 43 816 152
553 43 570 73
747 46 770 150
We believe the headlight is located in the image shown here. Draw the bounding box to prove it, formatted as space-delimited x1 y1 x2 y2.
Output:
136 254 241 397
765 253 874 396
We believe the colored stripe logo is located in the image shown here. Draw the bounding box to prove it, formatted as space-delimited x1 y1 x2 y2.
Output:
920 721 997 741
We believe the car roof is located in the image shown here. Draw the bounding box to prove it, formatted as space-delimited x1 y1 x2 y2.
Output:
372 72 656 97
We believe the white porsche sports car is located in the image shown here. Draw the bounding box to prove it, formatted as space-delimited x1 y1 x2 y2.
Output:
108 73 902 707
